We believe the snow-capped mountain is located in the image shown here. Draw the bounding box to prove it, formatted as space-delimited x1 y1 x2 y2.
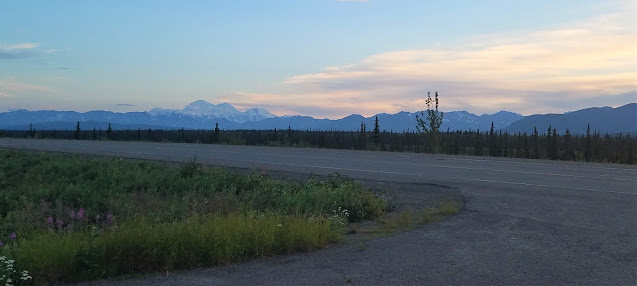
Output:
148 100 276 123
5 101 632 134
0 101 524 131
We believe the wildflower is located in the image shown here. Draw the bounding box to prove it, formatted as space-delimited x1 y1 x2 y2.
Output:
77 208 85 220
70 211 76 219
0 241 3 247
46 216 54 224
9 233 16 240
95 214 100 220
106 213 113 224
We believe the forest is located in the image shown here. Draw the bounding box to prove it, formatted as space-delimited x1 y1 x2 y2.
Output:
1 119 635 165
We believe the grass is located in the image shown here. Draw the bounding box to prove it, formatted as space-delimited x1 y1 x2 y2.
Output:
362 202 460 236
0 149 387 284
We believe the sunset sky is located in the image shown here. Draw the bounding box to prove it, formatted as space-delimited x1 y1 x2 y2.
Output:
1 0 635 118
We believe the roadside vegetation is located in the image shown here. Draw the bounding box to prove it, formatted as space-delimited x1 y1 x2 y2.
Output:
353 202 460 237
0 149 388 284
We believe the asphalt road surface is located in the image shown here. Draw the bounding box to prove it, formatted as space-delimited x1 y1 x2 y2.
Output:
1 138 636 285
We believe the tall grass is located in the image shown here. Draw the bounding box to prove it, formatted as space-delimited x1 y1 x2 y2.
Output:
0 149 387 284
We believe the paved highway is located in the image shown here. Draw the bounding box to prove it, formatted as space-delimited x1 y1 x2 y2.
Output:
1 138 636 285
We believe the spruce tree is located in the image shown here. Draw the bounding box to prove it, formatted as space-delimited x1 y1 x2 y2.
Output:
551 128 559 160
106 123 113 140
92 127 97 140
545 125 553 159
503 131 509 158
74 121 81 140
563 129 574 161
523 132 530 158
475 130 482 156
372 116 381 146
488 121 496 157
533 126 539 159
287 125 292 145
359 122 367 150
585 124 592 162
213 123 220 143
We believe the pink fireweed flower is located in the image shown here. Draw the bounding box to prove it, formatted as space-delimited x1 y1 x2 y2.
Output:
0 240 3 247
9 232 17 240
77 208 85 220
70 211 76 219
46 216 54 224
106 213 113 224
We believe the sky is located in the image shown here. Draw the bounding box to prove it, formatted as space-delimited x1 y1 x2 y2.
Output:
1 0 635 118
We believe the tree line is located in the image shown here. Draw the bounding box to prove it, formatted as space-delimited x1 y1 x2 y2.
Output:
1 119 635 164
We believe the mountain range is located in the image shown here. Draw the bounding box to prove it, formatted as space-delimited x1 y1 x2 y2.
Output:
1 100 635 134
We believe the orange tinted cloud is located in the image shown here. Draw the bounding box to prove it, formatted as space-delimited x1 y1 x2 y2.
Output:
229 3 636 118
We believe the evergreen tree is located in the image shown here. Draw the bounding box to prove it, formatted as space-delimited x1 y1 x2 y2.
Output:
503 131 509 157
372 116 381 146
562 129 575 161
287 125 292 144
358 122 367 150
533 126 539 159
523 132 530 158
545 125 553 159
515 132 523 158
213 123 220 143
551 128 559 160
488 121 496 157
416 91 444 153
585 124 592 162
74 121 81 140
625 133 634 164
106 123 113 140
475 130 482 156
92 127 97 140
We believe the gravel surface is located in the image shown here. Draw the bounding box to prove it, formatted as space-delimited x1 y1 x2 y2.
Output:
75 174 634 286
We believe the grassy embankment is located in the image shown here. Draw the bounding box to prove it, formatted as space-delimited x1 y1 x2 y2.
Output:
0 149 387 284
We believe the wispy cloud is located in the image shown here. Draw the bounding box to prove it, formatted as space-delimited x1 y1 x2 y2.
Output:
227 2 636 118
112 103 135 107
0 43 42 59
0 80 54 97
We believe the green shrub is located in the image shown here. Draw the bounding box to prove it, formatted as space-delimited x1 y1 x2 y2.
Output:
14 213 341 283
0 149 386 284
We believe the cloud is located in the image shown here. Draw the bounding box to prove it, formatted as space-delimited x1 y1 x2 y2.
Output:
56 67 71 70
112 104 136 107
0 43 42 59
0 80 54 97
227 2 636 118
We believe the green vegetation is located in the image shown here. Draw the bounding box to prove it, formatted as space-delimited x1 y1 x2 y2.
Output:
0 149 387 284
354 202 460 236
4 122 634 164
416 91 444 154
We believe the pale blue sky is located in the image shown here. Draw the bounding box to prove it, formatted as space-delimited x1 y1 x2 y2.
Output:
1 0 635 118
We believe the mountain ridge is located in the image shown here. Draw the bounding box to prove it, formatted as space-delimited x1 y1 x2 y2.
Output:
1 101 634 134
